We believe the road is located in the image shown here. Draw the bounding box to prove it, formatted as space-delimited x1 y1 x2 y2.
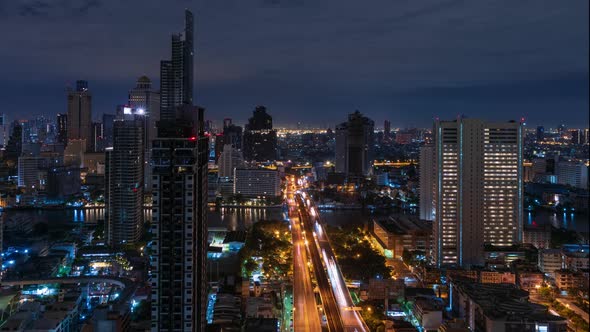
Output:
287 179 322 332
556 297 589 323
296 193 369 332
295 194 345 332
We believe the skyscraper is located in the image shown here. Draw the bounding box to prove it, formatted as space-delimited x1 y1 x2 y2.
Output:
569 129 582 145
432 118 524 267
66 80 92 151
159 10 194 122
222 122 242 151
129 75 161 152
419 145 435 221
242 106 277 161
150 107 208 332
56 113 68 145
0 114 8 147
102 113 116 148
150 10 208 332
384 120 391 143
335 110 374 178
129 76 161 192
105 107 144 246
91 121 103 152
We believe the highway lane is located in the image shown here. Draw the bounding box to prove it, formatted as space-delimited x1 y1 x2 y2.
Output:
287 181 322 332
298 194 370 332
296 194 345 332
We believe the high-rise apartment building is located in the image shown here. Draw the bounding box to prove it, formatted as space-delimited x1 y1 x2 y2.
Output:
159 11 193 122
335 111 374 178
432 118 523 267
105 108 144 246
66 80 92 151
150 10 208 332
150 107 208 332
56 113 68 144
419 145 435 221
242 106 277 161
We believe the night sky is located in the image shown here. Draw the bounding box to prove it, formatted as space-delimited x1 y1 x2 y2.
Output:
1 0 588 128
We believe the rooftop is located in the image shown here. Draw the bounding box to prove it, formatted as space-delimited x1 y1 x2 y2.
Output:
452 280 565 323
374 214 431 235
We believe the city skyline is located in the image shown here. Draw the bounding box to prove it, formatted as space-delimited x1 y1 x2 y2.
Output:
0 4 588 332
0 1 588 127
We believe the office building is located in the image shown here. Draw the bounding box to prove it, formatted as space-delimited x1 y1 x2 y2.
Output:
234 168 280 198
556 160 588 189
419 145 435 221
66 80 92 151
569 129 582 145
105 108 144 246
150 10 208 332
129 75 160 151
242 106 277 161
17 156 47 189
4 121 23 164
432 118 523 267
91 121 103 152
159 11 193 122
335 111 374 178
129 76 160 192
102 114 116 148
0 114 7 147
383 120 391 143
222 123 243 150
46 166 81 201
56 113 68 144
219 145 243 178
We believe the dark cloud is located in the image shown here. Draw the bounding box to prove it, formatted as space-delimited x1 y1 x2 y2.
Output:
15 0 102 17
0 0 587 127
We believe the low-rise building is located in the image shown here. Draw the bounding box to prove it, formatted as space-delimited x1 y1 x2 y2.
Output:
554 269 589 291
412 297 443 332
562 250 589 271
450 281 567 332
479 270 516 284
366 278 405 301
372 215 432 259
538 249 563 277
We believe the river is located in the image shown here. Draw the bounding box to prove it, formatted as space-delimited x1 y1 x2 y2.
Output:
1 207 587 234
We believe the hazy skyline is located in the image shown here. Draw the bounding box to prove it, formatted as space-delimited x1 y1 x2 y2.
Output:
0 0 588 128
